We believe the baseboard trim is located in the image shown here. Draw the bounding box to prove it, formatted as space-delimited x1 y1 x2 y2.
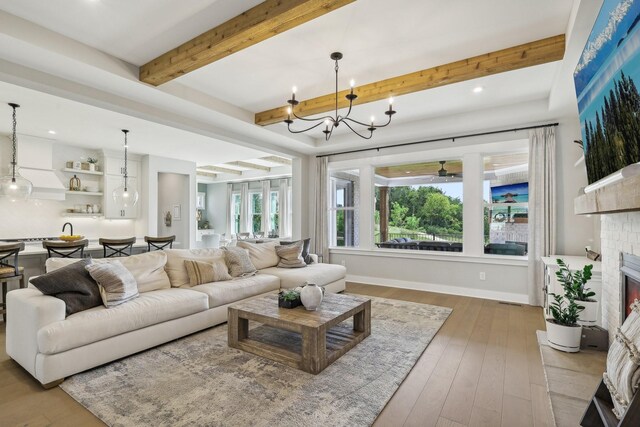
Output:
346 274 530 305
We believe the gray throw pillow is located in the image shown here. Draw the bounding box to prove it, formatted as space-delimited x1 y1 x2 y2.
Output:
30 258 102 316
280 238 312 264
86 261 139 307
223 247 257 277
275 241 307 268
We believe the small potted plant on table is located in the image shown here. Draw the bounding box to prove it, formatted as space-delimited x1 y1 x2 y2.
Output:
278 289 302 309
555 258 597 326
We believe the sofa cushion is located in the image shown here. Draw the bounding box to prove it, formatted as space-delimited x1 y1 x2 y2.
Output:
31 258 102 316
236 241 279 269
37 288 208 355
45 251 171 293
223 247 257 277
275 241 306 268
164 248 225 288
190 274 279 308
280 238 312 264
184 259 231 286
260 263 347 289
85 261 139 307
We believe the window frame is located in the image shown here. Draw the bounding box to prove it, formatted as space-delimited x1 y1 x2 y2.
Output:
328 170 359 248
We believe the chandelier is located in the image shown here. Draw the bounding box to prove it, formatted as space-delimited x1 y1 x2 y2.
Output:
112 129 139 208
285 52 396 141
0 103 33 200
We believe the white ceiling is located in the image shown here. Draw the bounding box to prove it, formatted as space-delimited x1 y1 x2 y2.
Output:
0 0 587 155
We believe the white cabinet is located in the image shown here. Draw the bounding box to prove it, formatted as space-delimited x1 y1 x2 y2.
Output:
104 175 139 219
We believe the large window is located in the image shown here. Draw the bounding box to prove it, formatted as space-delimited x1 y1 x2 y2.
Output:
231 192 241 234
250 192 262 233
270 190 279 234
483 152 529 256
374 160 463 252
329 170 359 247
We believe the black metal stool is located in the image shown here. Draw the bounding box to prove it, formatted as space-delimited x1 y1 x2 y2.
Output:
99 237 136 257
42 239 88 258
0 242 26 323
144 235 175 252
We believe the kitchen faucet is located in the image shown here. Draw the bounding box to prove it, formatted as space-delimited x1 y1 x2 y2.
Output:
62 222 73 236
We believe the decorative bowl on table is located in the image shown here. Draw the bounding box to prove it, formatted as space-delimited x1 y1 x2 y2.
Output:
59 235 85 242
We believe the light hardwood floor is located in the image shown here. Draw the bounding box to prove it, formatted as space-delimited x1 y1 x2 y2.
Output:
0 283 554 426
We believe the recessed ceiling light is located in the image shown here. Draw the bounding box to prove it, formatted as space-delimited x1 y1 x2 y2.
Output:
473 86 484 94
48 130 56 135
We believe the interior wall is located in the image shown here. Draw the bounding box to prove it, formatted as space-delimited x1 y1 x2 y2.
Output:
205 182 228 234
157 173 189 249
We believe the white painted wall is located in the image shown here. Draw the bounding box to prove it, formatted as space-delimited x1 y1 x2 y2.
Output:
205 182 228 234
157 173 189 249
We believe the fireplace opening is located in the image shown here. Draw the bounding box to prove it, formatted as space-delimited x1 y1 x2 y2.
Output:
620 253 640 323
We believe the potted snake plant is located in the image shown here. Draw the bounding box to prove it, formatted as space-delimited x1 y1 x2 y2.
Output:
555 258 597 326
546 290 584 353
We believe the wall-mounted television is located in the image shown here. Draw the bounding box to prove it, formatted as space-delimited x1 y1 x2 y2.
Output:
574 0 640 184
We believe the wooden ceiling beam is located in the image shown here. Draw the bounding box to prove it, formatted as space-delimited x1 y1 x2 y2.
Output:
200 165 243 175
255 34 565 126
227 161 271 171
139 0 356 86
261 156 292 165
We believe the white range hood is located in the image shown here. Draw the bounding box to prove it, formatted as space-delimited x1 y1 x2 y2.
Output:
15 135 66 201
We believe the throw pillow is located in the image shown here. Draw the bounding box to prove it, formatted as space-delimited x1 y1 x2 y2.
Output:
164 248 226 288
30 258 102 316
223 247 257 277
280 238 312 264
85 261 139 308
236 241 280 269
184 259 232 286
275 241 307 268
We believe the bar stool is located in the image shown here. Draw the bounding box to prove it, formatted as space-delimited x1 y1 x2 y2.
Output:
99 237 136 258
236 233 250 240
42 239 88 258
0 242 26 323
144 235 175 252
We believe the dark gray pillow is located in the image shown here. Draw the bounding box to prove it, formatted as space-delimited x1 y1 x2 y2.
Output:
280 238 312 264
30 258 102 316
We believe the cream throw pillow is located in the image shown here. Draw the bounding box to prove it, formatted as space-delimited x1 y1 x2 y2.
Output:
236 241 279 270
275 241 307 268
85 260 139 308
184 259 231 286
164 248 226 288
223 247 257 277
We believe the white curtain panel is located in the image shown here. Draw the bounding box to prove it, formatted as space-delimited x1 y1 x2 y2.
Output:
528 127 557 306
240 182 249 233
261 180 271 233
226 183 233 237
312 157 329 263
279 178 289 238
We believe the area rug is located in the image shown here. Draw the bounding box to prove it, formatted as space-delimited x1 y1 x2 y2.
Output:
60 296 451 427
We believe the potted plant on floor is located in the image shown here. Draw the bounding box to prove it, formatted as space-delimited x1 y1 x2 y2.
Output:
555 258 597 326
546 290 584 353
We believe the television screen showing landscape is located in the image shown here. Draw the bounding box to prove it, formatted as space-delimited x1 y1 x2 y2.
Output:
490 182 529 204
575 0 640 184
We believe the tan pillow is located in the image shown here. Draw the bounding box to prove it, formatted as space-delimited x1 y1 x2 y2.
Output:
164 248 225 288
85 261 139 308
45 251 170 293
276 241 307 268
184 259 231 286
236 241 279 270
223 247 257 277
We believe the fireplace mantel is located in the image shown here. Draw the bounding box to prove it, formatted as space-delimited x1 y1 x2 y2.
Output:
575 174 640 215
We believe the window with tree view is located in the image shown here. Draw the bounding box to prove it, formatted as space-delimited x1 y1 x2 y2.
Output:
250 192 262 233
329 170 359 247
232 193 241 234
270 190 279 234
483 151 529 256
374 160 463 252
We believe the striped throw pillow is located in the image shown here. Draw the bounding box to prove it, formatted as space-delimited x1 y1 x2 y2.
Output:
184 259 231 286
85 261 139 308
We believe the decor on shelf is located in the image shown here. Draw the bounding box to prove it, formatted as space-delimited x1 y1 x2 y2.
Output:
112 129 139 208
555 258 597 326
164 211 172 227
546 288 584 353
300 282 324 311
69 174 82 191
284 52 396 141
0 103 33 200
87 157 98 172
278 289 302 309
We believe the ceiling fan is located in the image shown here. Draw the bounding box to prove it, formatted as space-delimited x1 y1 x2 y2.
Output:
437 161 462 178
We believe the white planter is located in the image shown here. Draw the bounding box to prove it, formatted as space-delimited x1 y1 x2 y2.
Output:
89 163 96 172
300 284 323 311
578 300 598 326
546 320 582 353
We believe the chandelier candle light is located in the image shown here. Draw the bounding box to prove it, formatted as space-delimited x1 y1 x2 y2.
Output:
0 103 33 200
284 52 396 140
112 129 139 208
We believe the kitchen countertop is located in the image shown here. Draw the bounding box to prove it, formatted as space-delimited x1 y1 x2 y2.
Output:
14 238 148 256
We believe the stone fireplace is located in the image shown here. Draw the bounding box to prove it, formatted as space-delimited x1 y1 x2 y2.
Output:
600 212 640 342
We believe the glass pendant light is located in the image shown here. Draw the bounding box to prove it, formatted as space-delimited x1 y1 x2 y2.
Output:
0 103 33 201
112 129 139 208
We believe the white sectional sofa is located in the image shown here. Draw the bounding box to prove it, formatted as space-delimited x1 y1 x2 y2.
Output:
6 246 346 387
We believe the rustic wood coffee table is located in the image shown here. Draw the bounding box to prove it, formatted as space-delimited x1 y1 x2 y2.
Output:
228 293 371 374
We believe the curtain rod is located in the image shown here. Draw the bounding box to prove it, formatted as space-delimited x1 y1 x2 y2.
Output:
315 122 559 158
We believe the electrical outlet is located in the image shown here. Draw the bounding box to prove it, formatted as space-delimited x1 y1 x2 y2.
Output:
479 272 486 281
